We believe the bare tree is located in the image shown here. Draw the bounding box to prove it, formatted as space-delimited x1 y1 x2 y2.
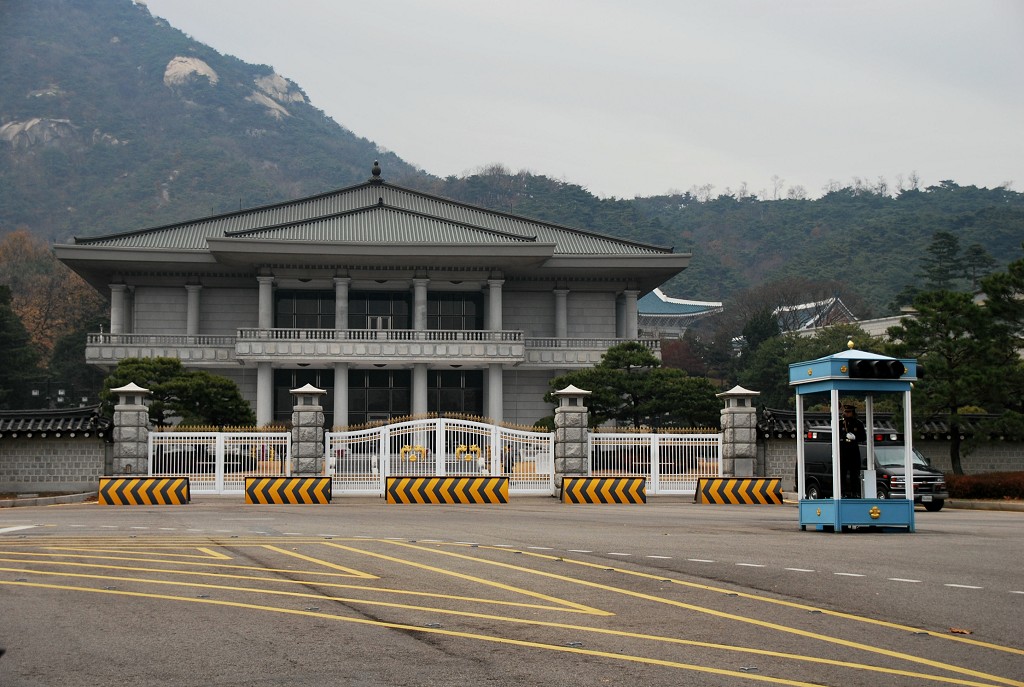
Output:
822 179 842 194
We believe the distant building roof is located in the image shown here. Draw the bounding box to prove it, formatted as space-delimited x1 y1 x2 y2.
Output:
639 288 723 316
774 297 856 332
638 288 722 337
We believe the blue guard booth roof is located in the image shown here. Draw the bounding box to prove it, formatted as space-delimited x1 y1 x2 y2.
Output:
789 348 917 396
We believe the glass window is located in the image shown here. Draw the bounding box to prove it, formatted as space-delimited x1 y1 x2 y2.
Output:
274 290 335 329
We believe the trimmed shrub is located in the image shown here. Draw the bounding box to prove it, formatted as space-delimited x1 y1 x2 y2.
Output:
945 472 1024 500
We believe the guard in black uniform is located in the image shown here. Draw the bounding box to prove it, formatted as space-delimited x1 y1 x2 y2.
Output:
839 405 866 497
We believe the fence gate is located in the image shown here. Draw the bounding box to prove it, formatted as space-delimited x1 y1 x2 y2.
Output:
326 418 554 496
589 432 722 495
149 431 291 494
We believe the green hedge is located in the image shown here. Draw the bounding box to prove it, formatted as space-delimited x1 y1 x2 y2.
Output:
945 472 1024 500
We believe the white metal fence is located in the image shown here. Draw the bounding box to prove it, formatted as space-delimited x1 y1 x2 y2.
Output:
144 425 717 497
588 432 722 494
326 418 554 495
148 431 291 494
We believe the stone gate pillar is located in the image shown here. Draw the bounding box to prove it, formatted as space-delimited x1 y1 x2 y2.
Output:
111 382 151 475
290 383 326 475
717 385 760 477
553 384 591 490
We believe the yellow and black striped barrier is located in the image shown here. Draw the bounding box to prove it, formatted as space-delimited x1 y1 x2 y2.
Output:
561 477 646 504
386 476 508 504
98 477 190 505
245 476 332 504
695 477 783 505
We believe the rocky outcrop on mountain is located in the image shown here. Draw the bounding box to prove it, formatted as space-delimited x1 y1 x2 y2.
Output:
163 56 219 88
0 118 78 149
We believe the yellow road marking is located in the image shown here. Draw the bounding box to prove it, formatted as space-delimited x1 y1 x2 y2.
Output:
513 547 1024 658
320 541 608 615
0 568 1010 687
0 561 589 614
259 545 378 578
0 579 970 687
5 537 1020 687
381 541 1024 687
36 546 233 560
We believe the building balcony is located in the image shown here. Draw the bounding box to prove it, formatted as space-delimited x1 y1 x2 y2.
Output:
523 338 660 367
86 331 659 368
86 333 237 368
235 328 526 365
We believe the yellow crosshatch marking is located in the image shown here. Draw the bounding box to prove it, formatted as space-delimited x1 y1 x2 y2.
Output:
0 536 1021 687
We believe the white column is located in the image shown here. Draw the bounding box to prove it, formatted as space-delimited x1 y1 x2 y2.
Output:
257 276 275 329
554 289 569 339
488 364 503 422
185 284 202 337
334 277 350 330
622 289 639 340
256 362 273 427
487 279 504 331
109 284 127 334
412 363 428 416
333 362 348 428
413 278 429 331
830 388 842 500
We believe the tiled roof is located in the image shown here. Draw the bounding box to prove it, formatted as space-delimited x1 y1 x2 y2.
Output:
759 408 1010 440
0 406 111 438
638 288 722 315
225 205 538 245
73 179 674 257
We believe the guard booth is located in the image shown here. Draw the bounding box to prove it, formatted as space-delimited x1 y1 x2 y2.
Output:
790 343 919 532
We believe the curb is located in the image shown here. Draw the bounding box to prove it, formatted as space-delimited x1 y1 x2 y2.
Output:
0 492 96 508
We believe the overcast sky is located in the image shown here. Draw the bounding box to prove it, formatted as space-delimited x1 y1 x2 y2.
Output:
140 0 1023 200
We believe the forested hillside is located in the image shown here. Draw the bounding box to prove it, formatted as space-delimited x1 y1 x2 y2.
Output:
2 0 1022 317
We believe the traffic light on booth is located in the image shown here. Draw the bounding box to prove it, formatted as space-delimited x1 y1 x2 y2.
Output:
848 359 905 379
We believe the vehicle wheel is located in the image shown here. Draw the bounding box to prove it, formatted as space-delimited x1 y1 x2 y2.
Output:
924 499 944 512
876 486 889 500
805 482 821 500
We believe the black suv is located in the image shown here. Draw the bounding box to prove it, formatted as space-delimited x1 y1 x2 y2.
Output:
796 429 948 511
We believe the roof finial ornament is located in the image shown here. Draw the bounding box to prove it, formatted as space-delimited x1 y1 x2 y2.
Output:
847 339 855 350
370 160 383 184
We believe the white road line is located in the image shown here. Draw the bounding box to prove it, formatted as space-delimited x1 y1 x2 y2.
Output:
528 546 553 550
0 525 37 534
607 552 631 556
646 555 672 559
688 558 715 563
834 572 865 577
945 583 983 589
736 563 765 567
568 549 592 553
888 578 921 583
785 567 815 572
1010 591 1024 595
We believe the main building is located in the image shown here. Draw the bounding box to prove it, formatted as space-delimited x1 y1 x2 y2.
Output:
56 163 690 428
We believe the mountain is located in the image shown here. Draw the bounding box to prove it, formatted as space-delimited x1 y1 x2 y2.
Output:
0 0 428 239
2 0 1022 316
